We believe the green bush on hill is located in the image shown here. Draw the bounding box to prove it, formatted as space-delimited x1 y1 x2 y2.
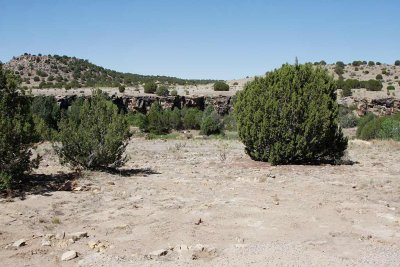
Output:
213 81 230 91
156 85 169 96
144 82 157 94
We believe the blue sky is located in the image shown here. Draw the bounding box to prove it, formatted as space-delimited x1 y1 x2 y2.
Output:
1 0 399 79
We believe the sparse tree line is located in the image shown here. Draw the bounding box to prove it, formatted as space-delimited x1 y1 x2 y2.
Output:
11 54 220 89
1 62 400 192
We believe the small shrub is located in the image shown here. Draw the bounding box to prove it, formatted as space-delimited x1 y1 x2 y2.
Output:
233 82 239 86
395 60 400 66
387 85 395 90
170 89 178 96
334 65 344 75
213 81 230 91
368 61 375 66
376 74 383 80
200 107 223 135
33 76 40 82
144 81 157 94
156 85 169 96
358 117 385 140
376 62 381 65
126 112 148 131
118 85 126 93
342 87 352 97
379 118 400 141
56 90 131 170
182 107 203 129
222 113 237 131
165 108 182 130
336 61 345 68
36 70 48 77
338 106 358 128
362 79 383 91
147 102 170 134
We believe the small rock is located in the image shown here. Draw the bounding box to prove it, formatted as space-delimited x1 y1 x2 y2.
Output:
88 241 97 249
146 249 169 259
41 240 51 247
68 231 88 241
12 239 26 247
61 250 77 261
44 234 55 240
55 232 65 240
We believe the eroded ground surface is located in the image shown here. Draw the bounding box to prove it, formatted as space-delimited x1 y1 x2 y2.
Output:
1 138 400 266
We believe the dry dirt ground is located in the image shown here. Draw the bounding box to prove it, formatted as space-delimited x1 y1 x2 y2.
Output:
1 138 400 266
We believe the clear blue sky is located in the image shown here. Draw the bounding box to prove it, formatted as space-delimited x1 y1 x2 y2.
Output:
1 0 399 79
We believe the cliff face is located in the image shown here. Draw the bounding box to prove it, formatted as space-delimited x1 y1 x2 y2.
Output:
49 94 399 117
338 97 400 116
52 94 233 115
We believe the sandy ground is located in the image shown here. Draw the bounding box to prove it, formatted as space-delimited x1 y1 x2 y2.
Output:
1 137 400 266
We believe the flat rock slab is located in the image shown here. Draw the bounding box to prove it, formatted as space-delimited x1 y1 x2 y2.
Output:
61 250 77 261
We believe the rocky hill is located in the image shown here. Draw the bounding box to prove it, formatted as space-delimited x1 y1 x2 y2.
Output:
3 55 400 100
323 61 400 98
3 54 218 89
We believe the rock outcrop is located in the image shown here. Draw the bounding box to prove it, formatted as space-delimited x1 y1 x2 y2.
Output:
339 97 400 116
47 94 231 115
33 93 399 117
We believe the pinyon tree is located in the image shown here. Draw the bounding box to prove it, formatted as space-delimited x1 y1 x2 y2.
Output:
0 64 40 189
56 89 131 170
234 63 347 165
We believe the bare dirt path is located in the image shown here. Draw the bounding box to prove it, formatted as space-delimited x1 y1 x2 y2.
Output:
1 138 399 266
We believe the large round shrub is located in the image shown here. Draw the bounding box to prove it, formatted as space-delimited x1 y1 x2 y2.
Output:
234 64 347 165
56 90 131 170
213 81 229 91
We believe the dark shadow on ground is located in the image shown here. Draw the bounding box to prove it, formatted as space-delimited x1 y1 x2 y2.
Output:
0 168 160 200
102 167 160 177
1 172 79 200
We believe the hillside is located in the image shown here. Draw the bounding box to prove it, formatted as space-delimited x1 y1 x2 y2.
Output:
3 54 218 89
324 61 400 98
3 55 400 100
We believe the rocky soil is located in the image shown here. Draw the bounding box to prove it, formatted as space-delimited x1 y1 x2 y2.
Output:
1 137 400 266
